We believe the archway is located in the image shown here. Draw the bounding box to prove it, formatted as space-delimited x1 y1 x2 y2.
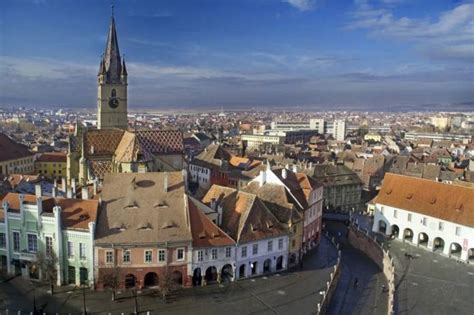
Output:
125 274 137 289
239 264 246 279
403 228 414 243
205 266 218 284
251 261 258 275
378 220 387 234
172 270 183 285
468 248 474 262
449 243 462 258
221 264 233 283
391 225 399 237
418 232 429 247
276 256 284 270
144 272 159 288
193 268 202 286
433 237 445 253
263 259 272 273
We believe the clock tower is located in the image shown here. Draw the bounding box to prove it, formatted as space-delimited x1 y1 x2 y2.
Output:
97 10 128 129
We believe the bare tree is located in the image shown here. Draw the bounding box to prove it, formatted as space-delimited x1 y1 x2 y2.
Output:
159 266 182 303
99 266 121 301
36 250 58 294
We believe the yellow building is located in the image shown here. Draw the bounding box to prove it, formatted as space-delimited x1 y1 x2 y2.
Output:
35 152 67 180
364 133 383 142
0 133 35 176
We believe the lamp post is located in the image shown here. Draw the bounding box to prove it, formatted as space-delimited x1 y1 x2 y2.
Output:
133 288 139 314
31 281 38 315
82 280 88 315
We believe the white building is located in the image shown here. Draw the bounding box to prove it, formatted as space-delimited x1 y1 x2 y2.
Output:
270 118 325 134
241 134 284 148
333 119 346 141
372 173 474 263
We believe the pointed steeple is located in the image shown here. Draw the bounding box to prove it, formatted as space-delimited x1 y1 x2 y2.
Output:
121 56 127 76
100 7 122 83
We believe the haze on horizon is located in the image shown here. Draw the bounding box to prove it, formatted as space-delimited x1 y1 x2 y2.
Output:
1 0 473 110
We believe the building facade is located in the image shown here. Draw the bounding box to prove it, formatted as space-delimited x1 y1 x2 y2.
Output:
0 133 35 176
35 152 67 180
372 173 474 263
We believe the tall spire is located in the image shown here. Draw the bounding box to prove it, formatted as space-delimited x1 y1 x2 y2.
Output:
100 4 122 83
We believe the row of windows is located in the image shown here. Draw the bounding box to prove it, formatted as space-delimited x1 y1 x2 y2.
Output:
36 163 64 168
190 165 209 175
241 239 284 258
6 158 33 167
381 207 464 236
3 231 37 253
67 241 87 260
105 248 184 265
197 247 232 262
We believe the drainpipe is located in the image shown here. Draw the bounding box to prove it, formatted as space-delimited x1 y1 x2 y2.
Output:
3 200 11 274
53 206 63 286
88 221 96 289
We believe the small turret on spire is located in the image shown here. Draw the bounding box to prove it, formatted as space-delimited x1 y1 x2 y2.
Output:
121 55 127 76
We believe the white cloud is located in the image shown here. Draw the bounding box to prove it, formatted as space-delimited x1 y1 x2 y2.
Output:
282 0 316 11
348 2 474 60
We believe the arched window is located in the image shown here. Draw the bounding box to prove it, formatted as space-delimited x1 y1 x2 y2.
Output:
111 89 117 97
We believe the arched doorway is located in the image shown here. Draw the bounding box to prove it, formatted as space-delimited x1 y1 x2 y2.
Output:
433 237 445 253
468 248 474 262
403 228 414 243
239 264 246 279
221 264 233 283
391 225 399 237
193 268 202 286
449 243 462 258
144 272 159 288
418 232 429 247
205 266 218 284
276 256 284 270
125 274 137 289
251 261 258 275
263 259 272 273
172 270 183 285
378 220 387 234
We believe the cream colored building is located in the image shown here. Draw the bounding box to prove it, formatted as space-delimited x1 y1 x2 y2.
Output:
0 133 35 176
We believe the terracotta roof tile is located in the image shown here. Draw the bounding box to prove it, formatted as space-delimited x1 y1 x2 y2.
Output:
0 133 33 162
374 173 474 227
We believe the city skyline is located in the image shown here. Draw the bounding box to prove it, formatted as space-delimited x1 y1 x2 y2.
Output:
1 0 473 109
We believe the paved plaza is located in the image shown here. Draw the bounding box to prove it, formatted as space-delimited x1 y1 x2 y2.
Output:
0 237 338 315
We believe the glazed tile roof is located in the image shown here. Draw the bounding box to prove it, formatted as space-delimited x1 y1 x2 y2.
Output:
374 173 474 227
88 160 113 179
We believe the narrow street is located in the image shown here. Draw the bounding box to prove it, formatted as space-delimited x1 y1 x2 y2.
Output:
324 221 388 315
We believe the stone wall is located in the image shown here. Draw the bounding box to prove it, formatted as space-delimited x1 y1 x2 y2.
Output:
348 225 396 315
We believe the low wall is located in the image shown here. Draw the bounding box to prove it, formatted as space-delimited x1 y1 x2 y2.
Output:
348 225 396 315
316 232 342 315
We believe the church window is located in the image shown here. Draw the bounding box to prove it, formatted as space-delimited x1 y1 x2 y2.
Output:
111 89 117 97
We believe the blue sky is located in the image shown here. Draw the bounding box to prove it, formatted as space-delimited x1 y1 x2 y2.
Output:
0 0 473 109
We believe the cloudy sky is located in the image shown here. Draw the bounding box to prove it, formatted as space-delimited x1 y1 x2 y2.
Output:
0 0 473 110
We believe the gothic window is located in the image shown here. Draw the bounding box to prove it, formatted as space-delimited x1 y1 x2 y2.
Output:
111 89 117 97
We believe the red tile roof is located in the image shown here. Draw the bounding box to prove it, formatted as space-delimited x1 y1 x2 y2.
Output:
0 133 33 162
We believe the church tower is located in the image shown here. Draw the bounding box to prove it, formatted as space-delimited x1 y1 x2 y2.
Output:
97 8 128 129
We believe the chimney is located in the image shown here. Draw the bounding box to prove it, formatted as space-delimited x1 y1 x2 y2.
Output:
163 173 168 193
282 168 287 179
36 196 43 228
35 183 42 198
52 187 57 198
285 164 289 170
292 164 297 173
71 178 77 194
61 177 67 193
217 205 223 225
93 179 98 196
210 198 217 210
259 170 266 187
66 187 73 199
82 187 89 200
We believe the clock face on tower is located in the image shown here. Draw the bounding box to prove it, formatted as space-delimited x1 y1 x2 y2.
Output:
109 98 119 109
